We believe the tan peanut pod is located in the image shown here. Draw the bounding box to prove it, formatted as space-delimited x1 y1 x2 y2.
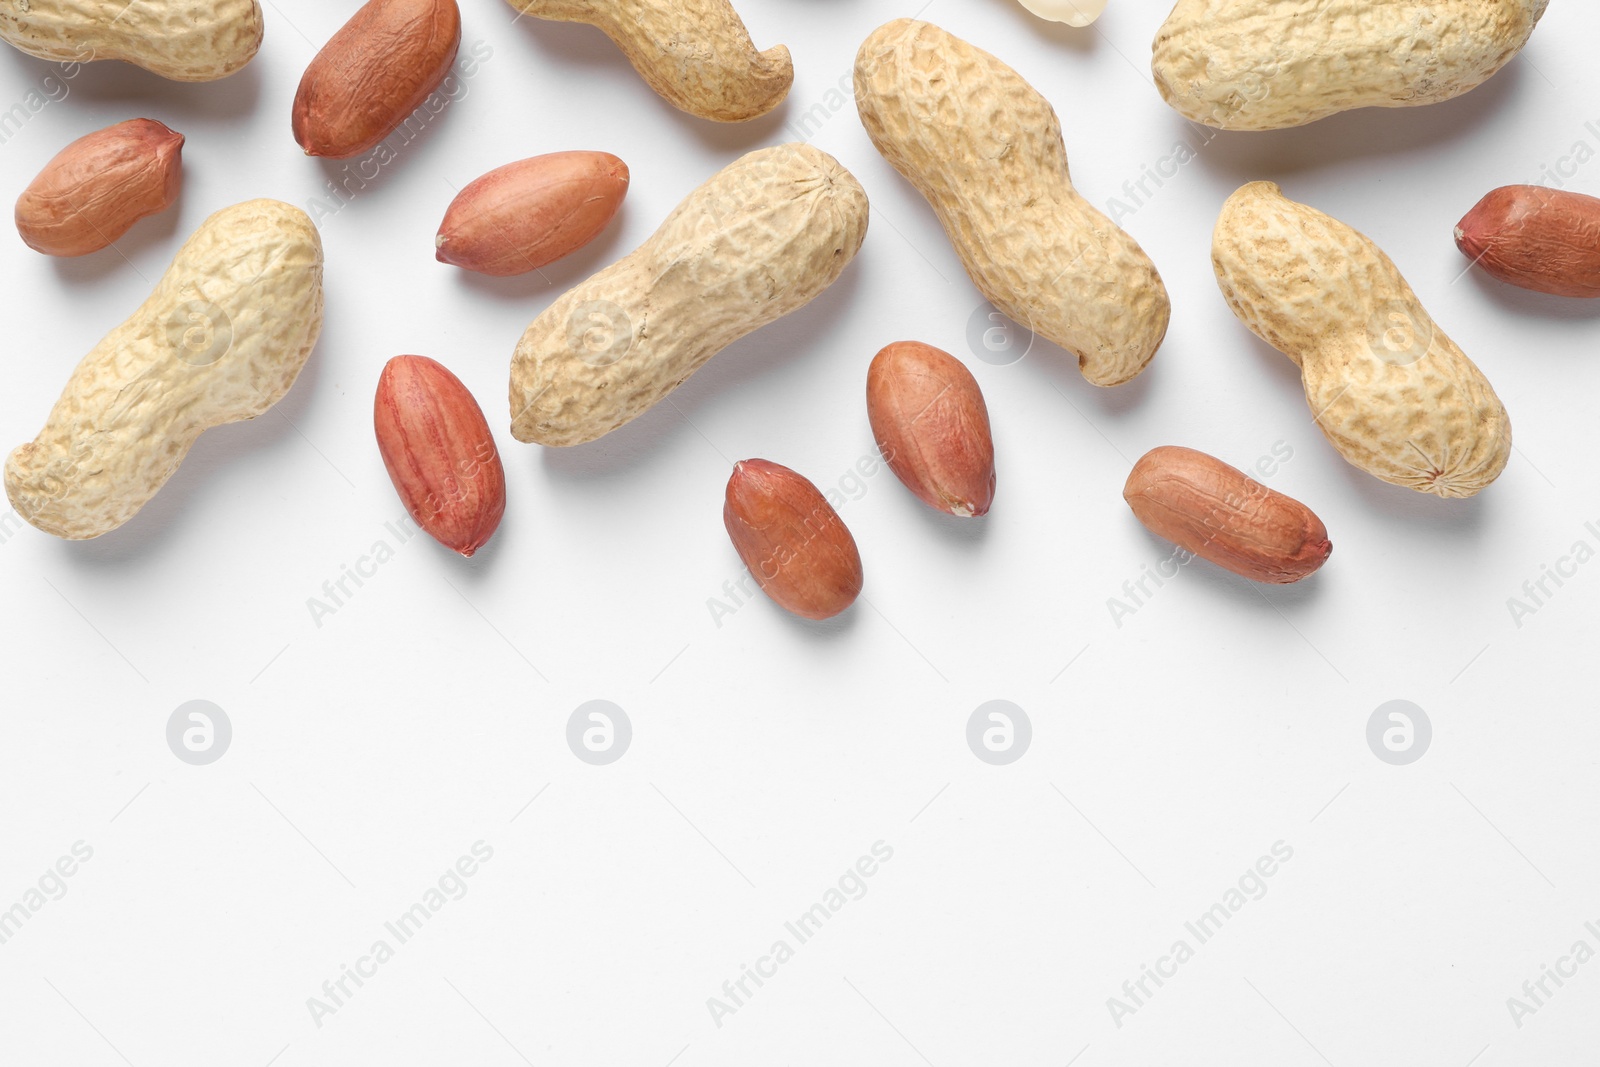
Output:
1212 182 1510 499
854 19 1169 387
509 143 868 447
5 201 324 539
1152 0 1548 131
0 0 264 82
501 0 791 122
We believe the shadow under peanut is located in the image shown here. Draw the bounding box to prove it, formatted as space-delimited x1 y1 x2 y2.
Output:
1330 452 1494 538
1465 267 1600 323
7 52 267 124
1185 59 1528 181
1123 521 1330 615
764 592 863 639
1016 330 1159 421
46 205 184 286
895 484 996 545
448 203 633 303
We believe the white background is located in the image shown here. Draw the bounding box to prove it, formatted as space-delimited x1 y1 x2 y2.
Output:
0 0 1597 1063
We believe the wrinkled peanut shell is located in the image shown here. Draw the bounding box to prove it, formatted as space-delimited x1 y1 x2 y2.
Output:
0 0 263 82
501 0 791 122
1213 181 1510 498
5 200 324 540
509 143 868 447
1152 0 1548 131
854 19 1170 387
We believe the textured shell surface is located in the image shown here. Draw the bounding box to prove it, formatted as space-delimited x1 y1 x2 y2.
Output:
0 0 264 81
502 0 791 121
509 142 869 447
5 199 325 539
1212 182 1510 498
854 18 1169 387
1152 0 1549 130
